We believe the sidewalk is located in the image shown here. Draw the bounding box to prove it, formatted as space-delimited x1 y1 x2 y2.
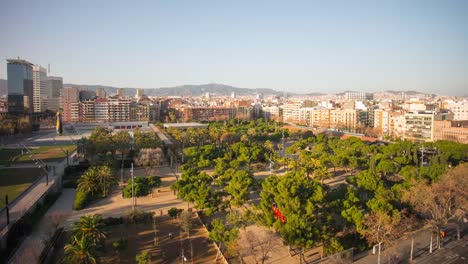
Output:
353 223 466 264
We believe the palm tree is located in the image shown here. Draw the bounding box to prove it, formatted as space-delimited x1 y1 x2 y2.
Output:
96 165 114 197
313 166 333 184
64 235 97 264
72 214 106 247
77 171 98 195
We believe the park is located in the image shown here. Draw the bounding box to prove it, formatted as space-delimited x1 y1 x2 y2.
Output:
0 119 467 264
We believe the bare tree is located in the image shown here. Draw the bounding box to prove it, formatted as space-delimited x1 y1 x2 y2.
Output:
244 229 278 264
180 211 193 263
359 211 403 264
403 164 468 247
135 148 164 177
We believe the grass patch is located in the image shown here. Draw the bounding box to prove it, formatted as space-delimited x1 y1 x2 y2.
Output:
0 145 76 165
0 148 22 165
0 167 42 208
0 184 31 208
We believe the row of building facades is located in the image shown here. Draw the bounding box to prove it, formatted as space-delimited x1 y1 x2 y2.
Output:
3 59 468 144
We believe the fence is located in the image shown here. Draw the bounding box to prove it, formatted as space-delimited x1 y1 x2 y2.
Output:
0 173 48 231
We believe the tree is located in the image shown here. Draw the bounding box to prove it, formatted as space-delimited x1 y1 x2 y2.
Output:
313 166 333 184
209 219 239 260
135 251 150 264
135 148 164 177
77 171 98 196
64 235 97 264
225 170 253 207
71 214 106 247
168 207 180 220
85 127 114 161
95 165 115 197
259 172 327 248
123 176 161 198
113 130 131 170
403 164 468 247
376 159 398 178
244 230 277 264
358 210 403 263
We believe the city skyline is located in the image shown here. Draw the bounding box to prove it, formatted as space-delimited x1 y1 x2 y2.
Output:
1 0 468 96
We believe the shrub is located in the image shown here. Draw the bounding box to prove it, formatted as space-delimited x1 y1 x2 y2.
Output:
124 209 154 224
73 188 89 210
123 176 161 198
112 238 128 252
168 207 181 218
148 176 162 188
135 251 150 264
103 217 124 226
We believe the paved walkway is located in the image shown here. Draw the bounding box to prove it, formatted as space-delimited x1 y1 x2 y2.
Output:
64 165 186 230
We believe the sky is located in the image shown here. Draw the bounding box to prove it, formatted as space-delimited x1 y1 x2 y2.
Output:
1 0 467 95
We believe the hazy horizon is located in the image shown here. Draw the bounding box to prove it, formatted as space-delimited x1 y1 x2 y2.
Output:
1 0 467 96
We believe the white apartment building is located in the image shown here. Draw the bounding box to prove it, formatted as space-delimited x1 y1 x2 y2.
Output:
282 101 302 123
403 111 453 142
32 65 48 112
262 106 281 121
95 99 109 121
442 100 468 120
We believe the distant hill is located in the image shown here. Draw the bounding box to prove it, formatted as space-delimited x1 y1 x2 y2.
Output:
63 83 283 97
0 79 7 96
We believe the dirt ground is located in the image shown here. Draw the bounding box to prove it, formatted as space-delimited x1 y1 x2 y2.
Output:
99 214 220 264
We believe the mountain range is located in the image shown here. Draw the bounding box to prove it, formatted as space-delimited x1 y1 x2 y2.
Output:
0 79 446 98
62 83 284 97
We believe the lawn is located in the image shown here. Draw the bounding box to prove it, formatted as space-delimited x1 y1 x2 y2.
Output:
0 145 76 165
0 167 42 208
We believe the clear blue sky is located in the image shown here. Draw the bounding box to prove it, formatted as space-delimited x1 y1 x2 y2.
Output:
1 0 467 95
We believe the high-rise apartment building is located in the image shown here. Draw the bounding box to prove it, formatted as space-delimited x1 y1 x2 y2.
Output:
344 91 373 101
96 88 107 99
7 59 34 114
404 111 453 142
117 88 125 97
442 100 468 121
33 65 48 112
60 87 80 122
433 120 468 144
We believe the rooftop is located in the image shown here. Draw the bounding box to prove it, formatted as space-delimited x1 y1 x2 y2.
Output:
7 59 33 66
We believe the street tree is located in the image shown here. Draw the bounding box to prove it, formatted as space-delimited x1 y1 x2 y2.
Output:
209 219 239 261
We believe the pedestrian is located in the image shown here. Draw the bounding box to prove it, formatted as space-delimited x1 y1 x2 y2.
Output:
169 232 173 239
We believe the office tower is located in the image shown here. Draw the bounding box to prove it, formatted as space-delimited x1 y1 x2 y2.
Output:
33 65 48 112
7 59 34 114
136 88 144 98
46 76 63 111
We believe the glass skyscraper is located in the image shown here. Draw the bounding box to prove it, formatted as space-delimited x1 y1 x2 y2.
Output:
7 59 34 114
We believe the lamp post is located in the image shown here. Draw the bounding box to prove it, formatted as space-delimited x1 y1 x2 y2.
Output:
131 162 135 210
